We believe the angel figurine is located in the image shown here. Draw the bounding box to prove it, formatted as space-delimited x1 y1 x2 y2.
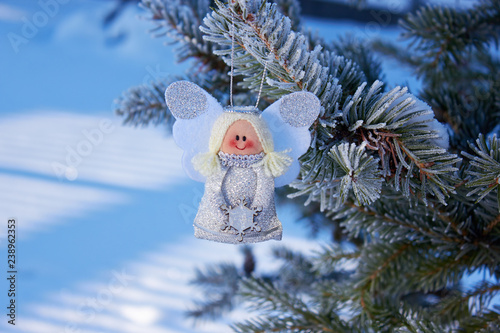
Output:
165 81 320 243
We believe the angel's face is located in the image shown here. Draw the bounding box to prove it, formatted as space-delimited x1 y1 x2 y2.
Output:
220 120 263 155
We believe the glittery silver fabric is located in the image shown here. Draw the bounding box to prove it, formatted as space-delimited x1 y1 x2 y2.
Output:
222 165 258 207
219 151 265 168
194 154 282 244
280 91 321 127
165 81 208 119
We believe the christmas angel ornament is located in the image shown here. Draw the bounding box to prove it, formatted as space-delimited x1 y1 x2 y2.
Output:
165 81 320 243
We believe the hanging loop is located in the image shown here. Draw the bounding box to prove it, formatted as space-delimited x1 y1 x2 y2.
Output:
228 9 269 110
229 15 235 107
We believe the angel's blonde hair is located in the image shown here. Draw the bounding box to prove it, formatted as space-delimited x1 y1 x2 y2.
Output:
192 112 291 178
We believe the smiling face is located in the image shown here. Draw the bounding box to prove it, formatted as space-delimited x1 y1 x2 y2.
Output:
220 120 263 155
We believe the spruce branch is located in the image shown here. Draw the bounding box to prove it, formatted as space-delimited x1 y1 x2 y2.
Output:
333 198 464 246
272 0 302 31
370 38 422 71
114 79 173 127
140 0 225 68
424 84 499 153
232 315 343 333
312 244 360 276
463 134 500 210
484 213 500 236
341 81 460 204
411 254 471 294
271 247 316 293
354 241 415 294
186 246 259 320
330 188 500 289
329 142 382 207
201 0 358 109
288 142 380 212
400 3 500 74
234 278 348 332
292 80 460 212
459 306 500 333
352 296 446 333
187 263 240 320
437 281 500 323
331 36 385 87
372 2 500 155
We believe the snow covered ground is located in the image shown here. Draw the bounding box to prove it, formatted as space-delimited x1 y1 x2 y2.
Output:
0 0 485 332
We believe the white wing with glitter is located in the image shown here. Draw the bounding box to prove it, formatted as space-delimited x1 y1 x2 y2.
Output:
262 91 321 187
166 81 224 182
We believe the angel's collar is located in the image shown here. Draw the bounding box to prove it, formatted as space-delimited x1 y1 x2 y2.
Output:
218 151 265 168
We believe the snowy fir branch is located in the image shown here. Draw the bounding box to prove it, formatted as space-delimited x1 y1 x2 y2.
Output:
463 134 500 209
436 281 500 325
201 0 360 103
114 79 173 127
233 278 350 332
140 0 223 66
115 0 500 331
372 0 500 154
330 36 385 88
400 2 500 67
273 0 302 32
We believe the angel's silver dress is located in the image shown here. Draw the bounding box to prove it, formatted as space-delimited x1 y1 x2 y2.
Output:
193 152 282 243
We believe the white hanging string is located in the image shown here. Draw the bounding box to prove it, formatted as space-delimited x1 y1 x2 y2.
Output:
229 16 235 108
229 11 268 110
255 58 268 108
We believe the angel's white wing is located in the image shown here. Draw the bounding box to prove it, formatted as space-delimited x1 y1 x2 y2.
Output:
261 91 320 187
166 81 224 182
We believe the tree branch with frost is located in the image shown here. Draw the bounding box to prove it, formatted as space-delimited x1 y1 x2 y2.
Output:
234 278 348 333
463 134 500 210
341 81 460 204
400 3 500 72
115 79 173 127
292 81 460 210
201 0 347 107
141 0 226 67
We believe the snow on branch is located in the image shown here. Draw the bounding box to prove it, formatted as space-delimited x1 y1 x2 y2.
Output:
341 81 460 204
464 134 500 210
141 0 225 67
400 2 500 61
201 0 346 109
114 79 173 127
